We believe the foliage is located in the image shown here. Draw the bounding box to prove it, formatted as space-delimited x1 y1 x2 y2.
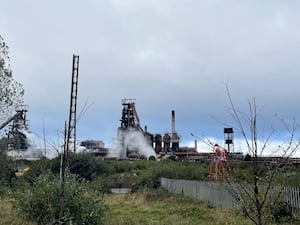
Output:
244 153 251 161
31 155 210 192
9 153 300 194
104 173 137 189
1 154 300 225
86 176 112 194
15 173 105 225
0 35 24 126
69 153 98 180
131 160 209 192
0 152 16 194
0 197 37 225
269 199 296 224
148 155 156 161
17 159 47 186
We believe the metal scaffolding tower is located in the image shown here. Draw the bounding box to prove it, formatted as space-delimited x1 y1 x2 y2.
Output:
67 55 79 153
120 98 142 131
224 127 234 154
6 105 29 150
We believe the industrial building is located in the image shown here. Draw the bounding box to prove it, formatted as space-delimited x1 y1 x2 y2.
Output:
0 105 29 151
116 98 153 159
89 98 204 160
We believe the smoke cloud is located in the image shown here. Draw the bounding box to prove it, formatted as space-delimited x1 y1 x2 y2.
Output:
109 128 156 159
7 128 43 159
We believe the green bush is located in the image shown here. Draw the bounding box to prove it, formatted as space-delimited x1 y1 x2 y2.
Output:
104 173 137 189
0 153 16 194
132 169 160 191
111 160 134 173
129 160 210 192
148 155 156 161
270 199 296 224
15 173 105 225
69 153 97 181
87 176 111 193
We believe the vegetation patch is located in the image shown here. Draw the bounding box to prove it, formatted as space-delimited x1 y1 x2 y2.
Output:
0 197 36 225
104 191 253 225
14 173 105 225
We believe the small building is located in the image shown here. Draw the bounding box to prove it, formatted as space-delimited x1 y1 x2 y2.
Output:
80 140 105 150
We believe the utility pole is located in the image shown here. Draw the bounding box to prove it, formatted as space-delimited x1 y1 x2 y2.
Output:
59 55 79 223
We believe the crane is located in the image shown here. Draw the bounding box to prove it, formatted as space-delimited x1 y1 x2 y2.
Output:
208 144 230 181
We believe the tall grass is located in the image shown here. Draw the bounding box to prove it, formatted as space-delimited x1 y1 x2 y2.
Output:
0 197 36 225
2 191 298 225
104 191 253 225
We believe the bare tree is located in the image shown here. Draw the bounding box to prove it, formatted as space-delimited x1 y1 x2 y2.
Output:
222 84 300 225
0 35 24 125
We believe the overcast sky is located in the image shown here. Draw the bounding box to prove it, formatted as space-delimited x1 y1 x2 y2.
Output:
1 1 300 153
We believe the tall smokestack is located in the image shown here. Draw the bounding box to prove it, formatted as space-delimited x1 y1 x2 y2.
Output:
171 110 175 134
194 140 198 151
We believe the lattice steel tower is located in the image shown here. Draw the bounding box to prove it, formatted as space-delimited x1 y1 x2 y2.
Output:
67 55 79 153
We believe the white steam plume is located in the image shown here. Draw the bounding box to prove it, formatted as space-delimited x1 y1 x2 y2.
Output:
7 128 43 159
109 128 156 159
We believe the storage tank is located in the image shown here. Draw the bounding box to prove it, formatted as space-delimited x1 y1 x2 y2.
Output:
144 132 154 148
154 134 162 154
171 132 180 152
163 133 171 152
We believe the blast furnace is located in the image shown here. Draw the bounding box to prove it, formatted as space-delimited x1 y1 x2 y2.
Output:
117 99 153 159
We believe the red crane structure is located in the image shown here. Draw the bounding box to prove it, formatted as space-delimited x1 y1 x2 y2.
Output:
208 144 230 181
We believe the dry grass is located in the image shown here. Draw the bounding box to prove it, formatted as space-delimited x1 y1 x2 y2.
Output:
104 192 253 225
2 192 297 225
0 197 36 225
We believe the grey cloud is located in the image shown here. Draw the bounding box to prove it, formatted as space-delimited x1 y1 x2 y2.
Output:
1 1 300 150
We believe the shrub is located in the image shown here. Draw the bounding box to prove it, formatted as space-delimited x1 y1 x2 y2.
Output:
148 155 156 161
131 167 161 192
15 173 105 225
69 153 97 181
270 199 295 224
87 176 111 194
0 153 16 194
104 173 137 189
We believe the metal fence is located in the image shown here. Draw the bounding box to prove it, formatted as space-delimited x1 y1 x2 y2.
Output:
160 178 300 210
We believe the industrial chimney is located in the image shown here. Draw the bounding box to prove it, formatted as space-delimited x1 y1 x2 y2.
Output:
171 110 179 151
171 110 175 135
